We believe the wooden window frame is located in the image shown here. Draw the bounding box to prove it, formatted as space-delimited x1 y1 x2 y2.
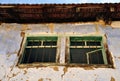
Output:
17 34 113 68
17 35 60 68
65 36 113 68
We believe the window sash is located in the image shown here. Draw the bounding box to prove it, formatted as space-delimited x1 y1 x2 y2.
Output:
19 36 59 64
68 36 108 65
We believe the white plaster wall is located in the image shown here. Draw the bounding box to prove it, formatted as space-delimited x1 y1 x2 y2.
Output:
0 23 120 81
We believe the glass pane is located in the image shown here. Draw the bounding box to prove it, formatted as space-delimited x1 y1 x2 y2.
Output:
70 48 88 64
70 36 102 41
43 41 57 46
70 48 103 64
89 50 104 64
70 41 85 46
20 36 58 64
87 41 101 46
27 41 41 46
21 48 56 64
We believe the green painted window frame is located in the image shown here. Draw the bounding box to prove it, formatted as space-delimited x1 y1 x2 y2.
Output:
18 36 60 65
68 36 108 65
18 35 113 68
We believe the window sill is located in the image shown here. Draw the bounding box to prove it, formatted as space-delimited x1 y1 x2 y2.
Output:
65 64 113 68
17 63 114 68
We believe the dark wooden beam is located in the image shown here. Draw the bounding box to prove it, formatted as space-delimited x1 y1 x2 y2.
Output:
0 3 120 24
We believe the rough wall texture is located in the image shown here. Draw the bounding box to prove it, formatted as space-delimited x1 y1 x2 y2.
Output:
0 23 120 81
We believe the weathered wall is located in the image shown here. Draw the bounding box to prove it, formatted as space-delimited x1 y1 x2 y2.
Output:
0 22 120 81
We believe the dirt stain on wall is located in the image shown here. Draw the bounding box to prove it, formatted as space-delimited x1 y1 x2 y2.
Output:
21 24 28 31
48 23 54 33
21 31 25 37
38 78 43 81
24 70 27 75
53 66 59 71
61 67 68 78
110 77 115 81
83 66 94 70
118 57 120 59
46 78 51 81
63 67 68 74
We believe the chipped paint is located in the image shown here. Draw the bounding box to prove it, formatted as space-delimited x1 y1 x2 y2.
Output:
61 67 68 78
24 70 27 75
110 77 115 81
83 66 94 70
38 78 43 81
48 23 54 33
46 78 51 81
53 66 59 71
95 24 99 34
21 24 28 31
118 57 120 59
20 31 25 37
63 67 68 74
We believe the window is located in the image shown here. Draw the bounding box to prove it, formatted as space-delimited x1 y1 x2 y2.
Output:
19 36 59 64
68 36 108 65
18 35 113 68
